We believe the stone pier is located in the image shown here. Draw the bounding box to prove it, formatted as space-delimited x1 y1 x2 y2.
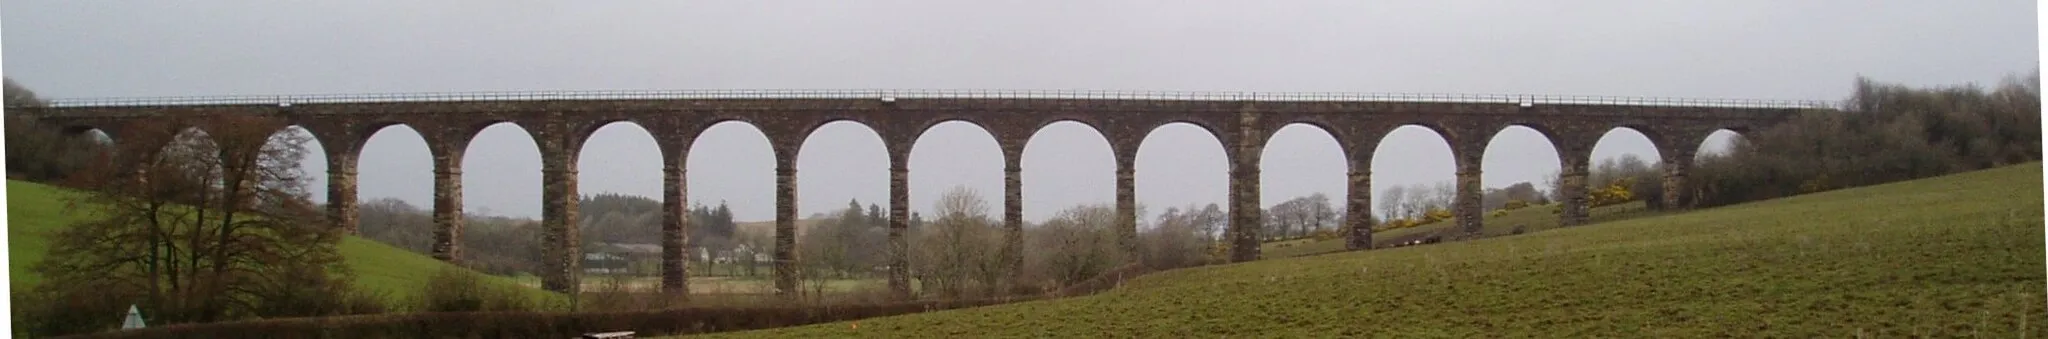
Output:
539 142 581 294
1453 161 1483 237
887 160 911 299
326 151 359 235
772 162 798 297
660 163 689 296
430 145 464 263
1345 168 1372 250
1559 157 1591 227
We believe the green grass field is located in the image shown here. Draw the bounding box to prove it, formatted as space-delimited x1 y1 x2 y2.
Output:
5 180 560 306
1263 200 1668 259
692 163 2046 337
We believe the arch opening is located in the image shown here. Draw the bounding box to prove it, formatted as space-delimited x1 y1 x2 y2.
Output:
270 126 327 205
461 122 543 219
1584 127 1666 212
157 127 223 185
1256 123 1347 242
794 120 890 282
685 119 776 243
1695 129 1745 160
682 120 774 278
354 124 436 253
575 121 666 277
906 120 1003 299
908 120 1003 220
1367 125 1456 241
1135 122 1227 234
1022 120 1114 225
1478 125 1561 235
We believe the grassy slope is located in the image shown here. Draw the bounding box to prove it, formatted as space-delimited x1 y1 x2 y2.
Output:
1264 201 1665 259
6 180 558 304
699 163 2046 338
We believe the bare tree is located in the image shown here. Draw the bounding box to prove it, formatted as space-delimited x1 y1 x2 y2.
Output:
1022 204 1124 289
26 115 359 334
1430 181 1456 210
1379 185 1408 220
1192 203 1226 242
910 185 1005 299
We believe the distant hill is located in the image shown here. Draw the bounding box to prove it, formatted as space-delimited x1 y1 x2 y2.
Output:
735 218 824 238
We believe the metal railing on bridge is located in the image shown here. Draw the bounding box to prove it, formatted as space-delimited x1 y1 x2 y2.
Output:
31 89 1839 110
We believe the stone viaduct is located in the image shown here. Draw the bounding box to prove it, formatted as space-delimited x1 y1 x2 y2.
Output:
19 90 1828 299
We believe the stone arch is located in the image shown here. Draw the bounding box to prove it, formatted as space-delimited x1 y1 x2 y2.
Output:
348 121 445 163
572 118 658 154
1367 121 1462 159
688 116 783 162
800 117 887 147
1258 117 1351 160
457 119 546 156
1135 117 1230 155
1588 126 1665 168
1256 123 1349 241
1021 120 1116 223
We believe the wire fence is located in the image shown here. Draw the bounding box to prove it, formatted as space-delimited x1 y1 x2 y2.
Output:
30 89 1839 109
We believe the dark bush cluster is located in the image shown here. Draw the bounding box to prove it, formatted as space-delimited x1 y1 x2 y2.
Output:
1689 72 2040 207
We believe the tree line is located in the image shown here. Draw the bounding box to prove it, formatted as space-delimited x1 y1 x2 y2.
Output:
1688 71 2041 207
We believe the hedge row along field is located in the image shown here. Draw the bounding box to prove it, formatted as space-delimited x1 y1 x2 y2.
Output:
52 299 1031 339
692 162 2045 338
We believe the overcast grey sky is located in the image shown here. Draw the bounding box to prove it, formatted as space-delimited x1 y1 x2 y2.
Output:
3 1 2036 224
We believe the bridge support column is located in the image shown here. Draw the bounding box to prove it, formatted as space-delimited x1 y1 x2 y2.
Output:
887 162 911 300
1001 159 1024 293
1454 163 1483 237
1345 169 1373 250
661 164 689 297
1115 157 1138 256
1559 157 1591 227
327 151 359 235
773 163 798 298
1661 152 1694 210
431 154 464 263
540 151 581 295
1228 166 1261 262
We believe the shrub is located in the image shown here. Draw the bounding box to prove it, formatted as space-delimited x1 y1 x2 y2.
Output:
415 266 544 312
1308 228 1342 241
1502 200 1530 210
1422 208 1453 224
1490 209 1509 217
